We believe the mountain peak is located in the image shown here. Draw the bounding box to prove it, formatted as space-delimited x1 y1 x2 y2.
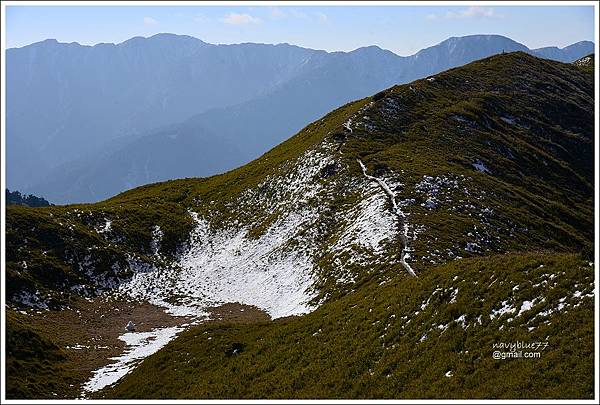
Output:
349 45 398 58
30 38 59 47
148 33 206 43
440 34 528 49
118 33 206 47
354 45 384 51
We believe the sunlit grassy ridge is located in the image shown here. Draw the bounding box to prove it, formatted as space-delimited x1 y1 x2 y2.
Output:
101 252 594 399
574 53 594 73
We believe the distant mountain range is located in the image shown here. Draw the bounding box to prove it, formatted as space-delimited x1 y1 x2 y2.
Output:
6 33 594 204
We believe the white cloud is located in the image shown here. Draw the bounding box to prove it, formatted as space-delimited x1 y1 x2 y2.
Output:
267 7 325 23
222 12 261 25
143 16 158 26
426 6 499 21
448 6 496 19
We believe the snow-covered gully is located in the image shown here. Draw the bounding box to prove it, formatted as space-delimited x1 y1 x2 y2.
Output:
357 159 417 277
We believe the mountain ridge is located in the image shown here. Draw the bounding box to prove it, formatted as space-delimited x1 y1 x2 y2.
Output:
10 32 593 58
7 34 594 203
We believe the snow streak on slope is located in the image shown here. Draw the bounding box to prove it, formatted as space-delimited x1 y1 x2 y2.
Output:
328 181 399 286
357 159 416 276
119 144 340 319
121 211 318 320
116 136 418 319
331 183 397 256
176 211 318 319
83 326 183 393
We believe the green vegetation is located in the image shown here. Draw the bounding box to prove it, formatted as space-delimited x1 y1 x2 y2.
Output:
573 53 594 73
339 52 594 269
6 53 594 307
101 252 594 399
5 52 595 399
5 311 84 398
6 189 52 207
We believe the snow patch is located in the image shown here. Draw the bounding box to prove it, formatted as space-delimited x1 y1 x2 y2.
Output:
472 160 491 174
122 212 318 319
465 242 480 253
343 119 353 133
500 116 516 125
357 159 416 276
14 290 48 310
424 198 437 209
97 219 112 234
455 315 467 328
490 300 516 320
517 297 544 317
150 225 163 255
331 183 397 256
82 326 183 393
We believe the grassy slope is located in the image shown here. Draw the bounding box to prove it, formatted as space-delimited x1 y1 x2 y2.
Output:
102 252 594 399
5 311 84 398
342 52 594 259
573 53 594 73
5 97 368 306
101 53 595 399
6 53 594 306
5 52 596 399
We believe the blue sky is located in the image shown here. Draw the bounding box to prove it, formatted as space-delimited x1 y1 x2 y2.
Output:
5 4 595 55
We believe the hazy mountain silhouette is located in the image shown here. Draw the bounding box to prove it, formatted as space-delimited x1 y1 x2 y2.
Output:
6 34 593 203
